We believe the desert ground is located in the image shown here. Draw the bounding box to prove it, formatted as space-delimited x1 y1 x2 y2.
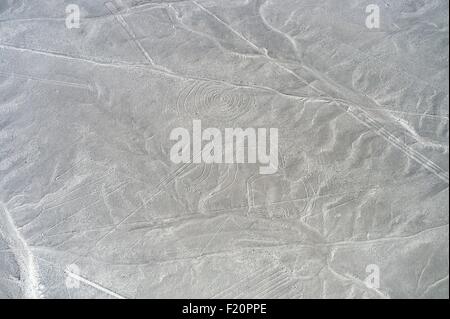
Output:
0 0 448 298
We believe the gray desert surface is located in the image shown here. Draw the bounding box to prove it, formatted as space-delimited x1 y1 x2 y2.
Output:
0 0 448 299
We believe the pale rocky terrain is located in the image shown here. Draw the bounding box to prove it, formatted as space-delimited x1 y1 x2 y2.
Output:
0 0 448 298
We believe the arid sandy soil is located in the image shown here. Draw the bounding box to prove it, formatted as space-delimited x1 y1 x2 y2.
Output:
0 0 448 298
